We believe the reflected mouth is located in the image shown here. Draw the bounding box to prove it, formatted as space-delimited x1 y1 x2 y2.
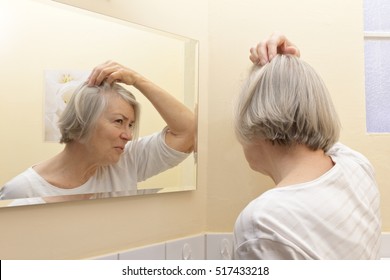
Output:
114 146 124 152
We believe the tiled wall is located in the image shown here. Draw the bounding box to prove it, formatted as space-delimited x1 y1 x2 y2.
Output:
94 233 233 260
94 232 390 260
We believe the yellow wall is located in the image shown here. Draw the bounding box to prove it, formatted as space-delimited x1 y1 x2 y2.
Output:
0 0 388 259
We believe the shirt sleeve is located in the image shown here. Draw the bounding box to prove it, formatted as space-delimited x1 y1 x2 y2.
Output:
126 129 191 182
0 169 36 199
234 238 309 260
326 142 376 178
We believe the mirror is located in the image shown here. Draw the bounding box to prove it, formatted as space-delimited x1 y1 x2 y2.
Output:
0 0 198 207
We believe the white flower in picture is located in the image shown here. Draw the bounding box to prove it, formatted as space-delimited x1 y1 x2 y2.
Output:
44 70 89 142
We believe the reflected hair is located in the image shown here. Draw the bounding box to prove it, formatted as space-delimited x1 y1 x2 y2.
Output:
234 55 340 151
58 81 140 144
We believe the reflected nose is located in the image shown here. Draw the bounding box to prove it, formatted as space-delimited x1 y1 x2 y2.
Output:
120 127 133 141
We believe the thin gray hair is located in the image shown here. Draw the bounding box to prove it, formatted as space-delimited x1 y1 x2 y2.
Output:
58 81 140 144
234 54 340 152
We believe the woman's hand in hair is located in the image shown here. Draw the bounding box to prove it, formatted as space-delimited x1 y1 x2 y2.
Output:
250 32 300 66
87 61 140 87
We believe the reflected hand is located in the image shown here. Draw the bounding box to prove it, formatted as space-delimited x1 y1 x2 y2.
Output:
87 60 140 86
250 32 300 66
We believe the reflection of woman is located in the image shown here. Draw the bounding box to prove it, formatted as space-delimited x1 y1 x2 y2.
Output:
233 34 381 259
0 61 195 200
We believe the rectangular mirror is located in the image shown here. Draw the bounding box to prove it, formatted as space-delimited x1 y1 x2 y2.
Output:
0 0 198 207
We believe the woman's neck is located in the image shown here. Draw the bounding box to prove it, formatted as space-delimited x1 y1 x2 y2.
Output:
33 142 99 189
267 143 334 187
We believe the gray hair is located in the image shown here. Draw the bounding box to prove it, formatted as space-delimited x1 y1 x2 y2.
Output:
234 55 340 151
58 81 140 144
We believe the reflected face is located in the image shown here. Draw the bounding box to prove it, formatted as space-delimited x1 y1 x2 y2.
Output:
87 94 135 165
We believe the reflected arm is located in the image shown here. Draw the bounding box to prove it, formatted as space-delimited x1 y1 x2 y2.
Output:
133 74 195 153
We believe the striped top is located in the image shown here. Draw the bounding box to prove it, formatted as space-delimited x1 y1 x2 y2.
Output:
234 143 381 259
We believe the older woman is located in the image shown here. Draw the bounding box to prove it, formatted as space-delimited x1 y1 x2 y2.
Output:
0 61 195 199
233 34 381 259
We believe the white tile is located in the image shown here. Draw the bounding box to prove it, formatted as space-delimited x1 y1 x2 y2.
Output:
379 232 390 259
165 234 205 260
205 233 233 260
119 243 165 260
